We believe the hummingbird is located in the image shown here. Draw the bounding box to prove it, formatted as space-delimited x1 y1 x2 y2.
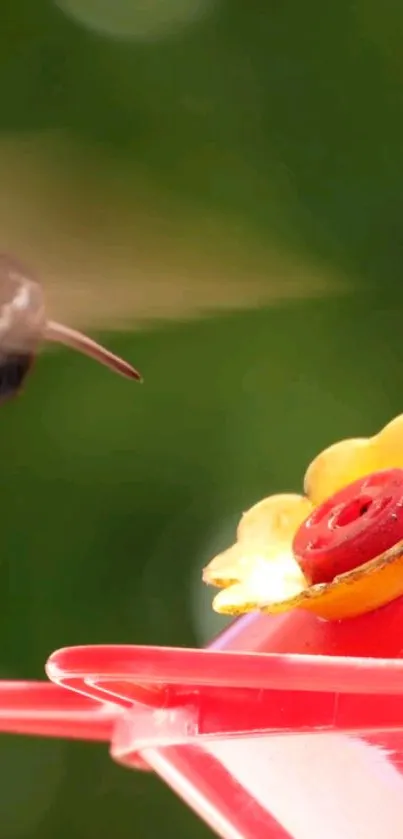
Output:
0 254 142 403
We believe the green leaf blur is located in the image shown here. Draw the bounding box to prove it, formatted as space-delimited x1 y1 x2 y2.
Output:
0 0 402 836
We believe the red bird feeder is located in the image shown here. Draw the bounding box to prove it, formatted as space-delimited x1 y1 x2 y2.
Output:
4 417 403 839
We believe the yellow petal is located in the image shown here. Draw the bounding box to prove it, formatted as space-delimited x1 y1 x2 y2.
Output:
236 493 313 546
304 438 375 505
212 549 307 615
202 544 247 587
203 493 313 590
377 414 403 467
304 413 403 506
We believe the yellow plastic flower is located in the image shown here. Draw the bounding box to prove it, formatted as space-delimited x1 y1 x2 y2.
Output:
203 414 403 621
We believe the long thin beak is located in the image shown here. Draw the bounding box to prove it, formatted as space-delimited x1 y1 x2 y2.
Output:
44 321 142 381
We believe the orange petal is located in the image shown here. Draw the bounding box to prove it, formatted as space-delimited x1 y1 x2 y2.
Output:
265 540 403 621
212 541 403 621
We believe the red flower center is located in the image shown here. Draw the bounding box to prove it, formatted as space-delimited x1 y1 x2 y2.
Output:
292 468 403 585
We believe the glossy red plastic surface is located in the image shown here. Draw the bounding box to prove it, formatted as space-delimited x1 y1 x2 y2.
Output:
0 601 402 837
293 468 403 583
132 602 403 839
46 596 403 839
3 522 403 835
0 594 398 839
0 680 116 740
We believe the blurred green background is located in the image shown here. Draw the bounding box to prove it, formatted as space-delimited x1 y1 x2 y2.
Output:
1 0 403 836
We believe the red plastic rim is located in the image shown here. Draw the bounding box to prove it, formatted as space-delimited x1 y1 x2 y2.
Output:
292 468 403 585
